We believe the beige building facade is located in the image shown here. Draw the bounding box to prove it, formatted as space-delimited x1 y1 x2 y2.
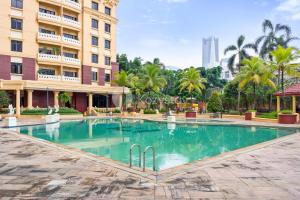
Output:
0 0 126 116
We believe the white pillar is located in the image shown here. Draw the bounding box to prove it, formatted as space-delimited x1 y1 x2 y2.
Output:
27 90 33 109
88 93 93 114
16 90 21 117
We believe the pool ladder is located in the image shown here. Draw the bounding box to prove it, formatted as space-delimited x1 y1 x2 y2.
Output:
129 144 156 171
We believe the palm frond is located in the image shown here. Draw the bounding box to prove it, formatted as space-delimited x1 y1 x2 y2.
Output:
262 19 274 33
224 45 237 55
237 35 245 48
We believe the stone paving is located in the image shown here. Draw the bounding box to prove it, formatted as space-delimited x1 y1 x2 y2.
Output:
1 129 300 199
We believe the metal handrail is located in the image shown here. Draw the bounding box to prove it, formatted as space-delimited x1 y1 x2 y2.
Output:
143 146 156 171
129 144 141 168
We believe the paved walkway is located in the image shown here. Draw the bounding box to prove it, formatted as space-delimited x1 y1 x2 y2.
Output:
1 130 300 199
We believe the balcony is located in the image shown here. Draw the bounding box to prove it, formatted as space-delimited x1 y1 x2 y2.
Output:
62 76 80 83
38 74 61 81
62 56 81 66
38 53 61 63
38 32 61 43
63 0 81 11
38 74 80 83
62 36 80 47
38 12 61 24
62 17 80 29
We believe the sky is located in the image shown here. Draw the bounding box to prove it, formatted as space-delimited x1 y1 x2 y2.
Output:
117 0 300 69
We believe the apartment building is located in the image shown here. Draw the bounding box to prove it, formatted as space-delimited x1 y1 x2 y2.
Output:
0 0 127 116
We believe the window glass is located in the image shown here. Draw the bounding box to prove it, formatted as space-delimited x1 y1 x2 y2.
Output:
105 40 111 49
92 54 98 63
92 71 98 81
105 74 111 82
105 56 111 65
11 0 23 9
39 69 55 75
11 18 23 30
92 19 98 29
11 62 22 74
64 71 77 77
92 1 98 10
105 7 111 15
11 40 22 52
39 8 55 15
105 23 111 33
92 36 98 46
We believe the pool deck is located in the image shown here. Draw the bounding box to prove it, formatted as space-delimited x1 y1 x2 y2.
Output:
1 119 300 199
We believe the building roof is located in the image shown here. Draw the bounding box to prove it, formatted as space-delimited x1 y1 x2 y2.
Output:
274 83 300 96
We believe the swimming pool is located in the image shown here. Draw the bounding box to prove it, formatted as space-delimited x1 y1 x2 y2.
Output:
19 118 298 171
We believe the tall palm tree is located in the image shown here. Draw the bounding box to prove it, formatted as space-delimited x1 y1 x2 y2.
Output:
114 70 129 112
235 57 275 109
127 74 142 109
270 46 300 95
255 19 298 59
180 68 207 108
224 35 255 111
140 64 167 93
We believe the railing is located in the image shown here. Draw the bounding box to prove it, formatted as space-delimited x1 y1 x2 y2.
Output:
38 12 61 23
62 36 80 46
129 144 156 172
62 17 80 29
63 0 81 10
129 144 142 168
62 56 81 66
38 32 61 42
38 74 61 81
62 76 80 83
38 53 61 62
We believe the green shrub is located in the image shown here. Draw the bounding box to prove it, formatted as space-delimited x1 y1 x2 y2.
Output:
247 110 257 112
144 109 156 114
21 107 81 115
228 110 241 115
0 91 9 108
207 92 223 113
112 109 121 113
281 110 293 115
258 112 278 119
159 108 167 113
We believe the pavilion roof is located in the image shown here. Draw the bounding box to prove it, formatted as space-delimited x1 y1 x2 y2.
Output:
274 83 300 96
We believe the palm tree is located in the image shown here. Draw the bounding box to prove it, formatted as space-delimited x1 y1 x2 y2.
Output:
255 19 298 59
270 46 300 95
114 70 129 112
224 35 256 111
180 68 207 109
59 92 71 107
235 57 275 109
127 74 142 110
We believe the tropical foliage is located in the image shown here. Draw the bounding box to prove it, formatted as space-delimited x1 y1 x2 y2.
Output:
207 92 223 113
0 91 9 108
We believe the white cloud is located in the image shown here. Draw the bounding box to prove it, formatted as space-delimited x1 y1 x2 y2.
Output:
276 0 300 20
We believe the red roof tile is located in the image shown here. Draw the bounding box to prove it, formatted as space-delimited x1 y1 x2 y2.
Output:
274 83 300 96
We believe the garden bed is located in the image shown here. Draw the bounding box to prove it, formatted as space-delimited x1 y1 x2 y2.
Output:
21 108 82 115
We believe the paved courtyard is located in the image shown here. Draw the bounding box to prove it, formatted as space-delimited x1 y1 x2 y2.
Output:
1 129 300 199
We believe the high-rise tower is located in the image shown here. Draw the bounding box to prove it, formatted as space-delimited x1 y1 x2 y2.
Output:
202 37 219 69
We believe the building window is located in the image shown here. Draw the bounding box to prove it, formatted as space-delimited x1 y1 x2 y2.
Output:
39 8 55 15
64 71 77 77
92 54 98 63
105 73 111 83
92 19 98 29
63 14 77 21
11 0 23 9
92 71 98 81
105 23 111 33
63 52 77 58
39 28 55 35
92 1 98 10
11 62 22 74
105 56 111 66
11 18 23 30
63 33 77 40
105 7 111 15
105 40 111 49
92 36 98 46
11 40 22 52
39 68 55 75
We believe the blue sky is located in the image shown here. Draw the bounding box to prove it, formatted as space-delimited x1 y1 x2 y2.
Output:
117 0 300 68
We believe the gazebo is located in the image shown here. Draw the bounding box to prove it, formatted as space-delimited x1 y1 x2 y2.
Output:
274 83 300 113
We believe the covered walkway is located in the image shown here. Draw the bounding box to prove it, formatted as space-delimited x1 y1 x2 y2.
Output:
274 83 300 113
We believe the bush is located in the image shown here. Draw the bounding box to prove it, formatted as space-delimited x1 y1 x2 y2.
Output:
0 91 9 108
258 112 278 119
112 109 121 113
247 110 257 112
159 108 167 113
207 92 223 113
21 107 81 115
228 110 241 115
281 110 293 115
144 109 156 114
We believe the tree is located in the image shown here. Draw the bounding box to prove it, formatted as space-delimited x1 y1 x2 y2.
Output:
235 57 276 109
127 74 142 109
207 92 223 113
179 67 207 108
270 46 300 96
224 35 256 111
255 19 298 59
117 54 129 71
140 64 167 93
0 91 9 109
114 70 130 111
59 92 71 107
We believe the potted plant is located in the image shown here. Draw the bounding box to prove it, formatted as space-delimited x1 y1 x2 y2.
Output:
278 110 299 124
245 110 256 121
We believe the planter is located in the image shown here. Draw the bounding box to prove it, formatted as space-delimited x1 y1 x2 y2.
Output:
185 111 197 118
278 113 299 124
245 112 256 121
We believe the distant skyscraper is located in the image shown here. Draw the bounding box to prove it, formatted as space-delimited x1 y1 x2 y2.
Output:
202 37 219 69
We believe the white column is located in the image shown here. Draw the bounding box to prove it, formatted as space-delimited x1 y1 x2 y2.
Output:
27 90 33 109
16 90 21 117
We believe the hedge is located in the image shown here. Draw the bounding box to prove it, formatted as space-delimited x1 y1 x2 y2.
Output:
21 107 81 115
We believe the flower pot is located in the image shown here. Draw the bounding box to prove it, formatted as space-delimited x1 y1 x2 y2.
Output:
245 112 256 121
186 111 196 118
278 113 299 124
